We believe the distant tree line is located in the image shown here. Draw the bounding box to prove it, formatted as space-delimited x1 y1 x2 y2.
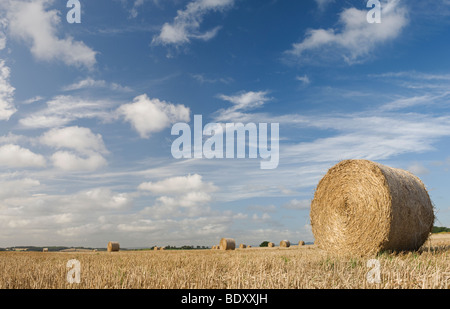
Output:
432 226 450 233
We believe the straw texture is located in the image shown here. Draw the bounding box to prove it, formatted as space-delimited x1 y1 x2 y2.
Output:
310 160 434 256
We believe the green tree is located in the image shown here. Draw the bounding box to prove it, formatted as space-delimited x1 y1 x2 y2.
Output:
259 241 270 247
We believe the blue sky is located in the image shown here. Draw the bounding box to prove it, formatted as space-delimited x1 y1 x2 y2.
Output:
0 0 450 248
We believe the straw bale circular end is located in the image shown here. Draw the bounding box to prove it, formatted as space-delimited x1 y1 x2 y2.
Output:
268 242 275 248
220 238 236 250
239 244 247 249
280 240 290 248
107 241 120 252
310 160 435 256
298 241 305 247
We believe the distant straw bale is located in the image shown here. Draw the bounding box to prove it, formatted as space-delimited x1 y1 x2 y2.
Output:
220 238 236 250
280 240 290 248
107 242 120 252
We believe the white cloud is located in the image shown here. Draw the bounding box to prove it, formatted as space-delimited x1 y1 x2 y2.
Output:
73 188 132 210
0 144 46 168
0 60 16 121
40 127 108 171
118 94 190 138
22 95 44 105
152 0 234 46
282 199 310 210
296 75 311 85
40 126 107 155
139 174 218 219
6 0 97 69
139 174 217 195
19 95 115 129
0 178 40 199
286 0 408 63
51 151 107 171
214 90 271 122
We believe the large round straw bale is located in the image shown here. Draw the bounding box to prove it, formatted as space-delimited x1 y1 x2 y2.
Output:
310 160 435 256
298 241 305 247
268 242 275 247
107 241 120 252
220 238 236 250
280 240 290 248
239 244 247 249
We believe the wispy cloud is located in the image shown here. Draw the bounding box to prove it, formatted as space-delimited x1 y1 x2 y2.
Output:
19 95 117 129
62 78 132 92
296 75 311 85
315 0 334 11
214 90 272 122
191 73 233 84
152 0 234 46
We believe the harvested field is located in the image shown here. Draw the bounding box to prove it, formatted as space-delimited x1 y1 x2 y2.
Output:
0 235 448 289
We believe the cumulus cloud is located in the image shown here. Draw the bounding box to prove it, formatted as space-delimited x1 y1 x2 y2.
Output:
282 199 311 210
40 126 108 171
0 60 16 121
139 174 218 219
50 151 107 171
72 188 132 210
118 94 190 138
0 178 40 199
286 0 408 64
40 126 108 155
0 144 46 168
152 0 234 46
139 174 217 195
6 0 97 69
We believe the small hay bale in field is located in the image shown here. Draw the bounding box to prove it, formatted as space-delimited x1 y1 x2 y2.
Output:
220 238 236 250
153 246 159 251
310 159 435 256
239 244 247 249
298 241 305 247
268 242 275 248
107 241 120 252
42 248 48 252
280 240 290 248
